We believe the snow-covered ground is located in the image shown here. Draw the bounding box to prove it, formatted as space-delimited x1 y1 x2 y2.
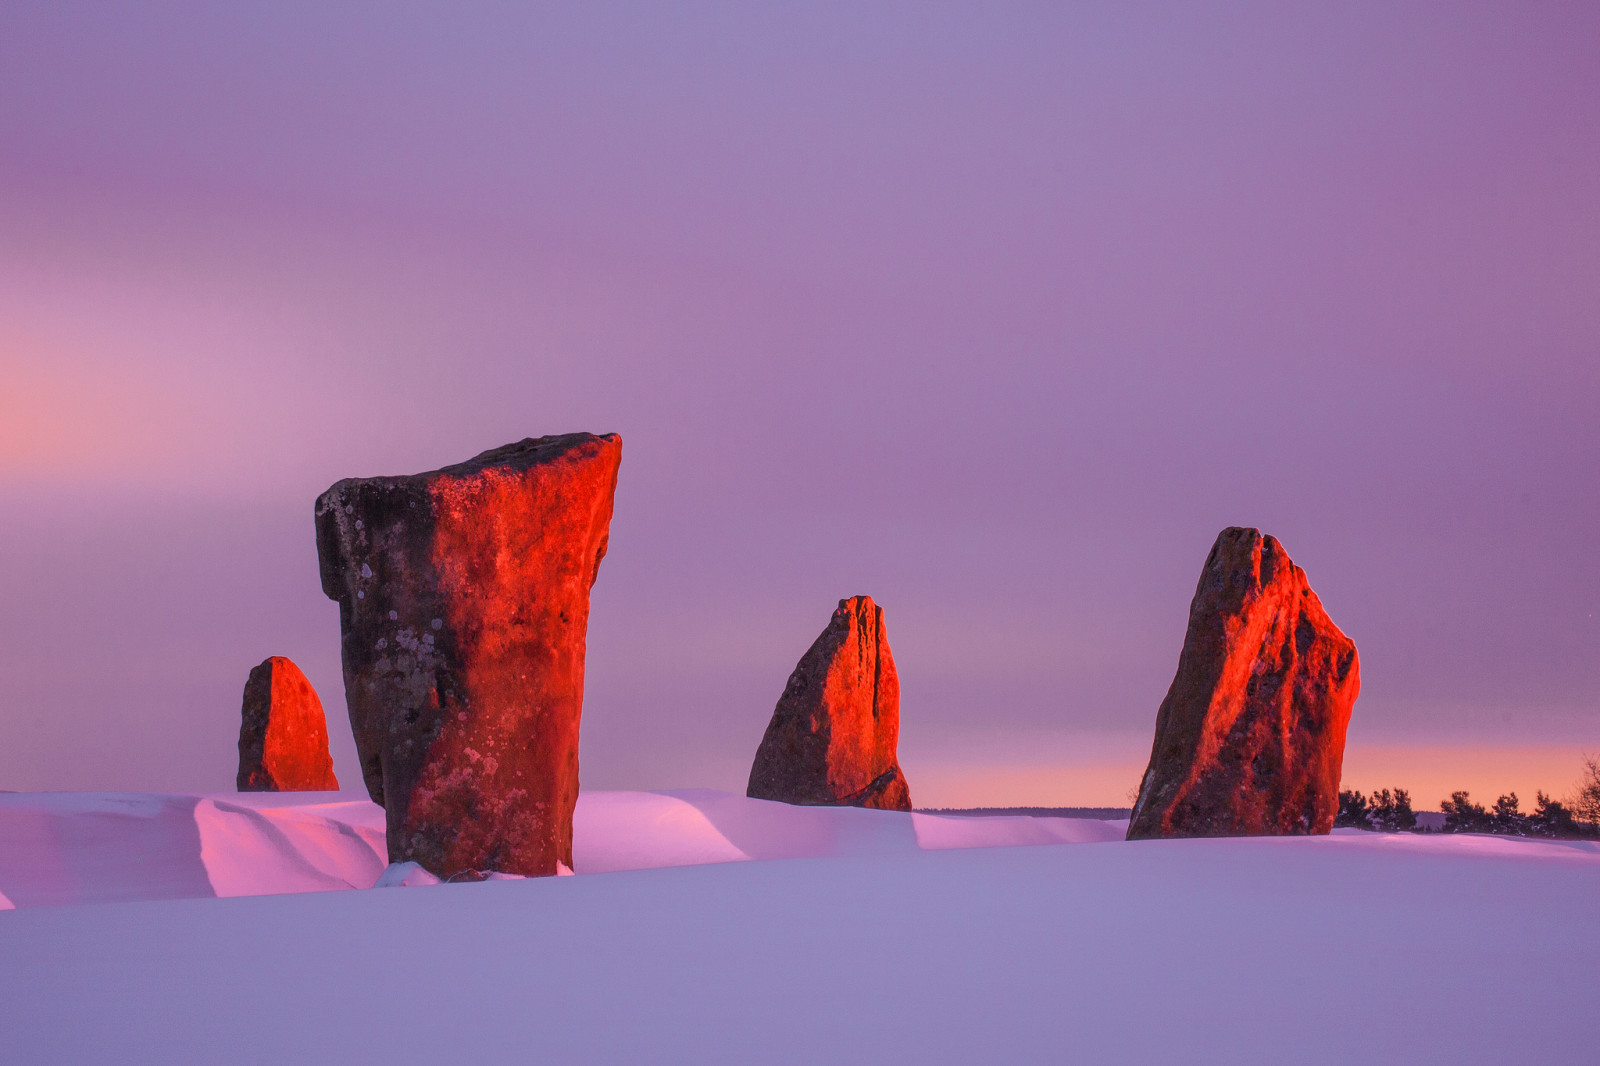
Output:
1 790 1595 1063
0 789 1124 906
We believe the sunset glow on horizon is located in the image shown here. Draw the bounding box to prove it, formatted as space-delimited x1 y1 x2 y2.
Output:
902 741 1598 813
4 10 1598 1063
1 3 1594 808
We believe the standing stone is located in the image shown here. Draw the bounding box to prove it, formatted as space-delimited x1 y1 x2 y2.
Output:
315 434 621 878
747 596 912 810
237 656 339 792
1127 527 1360 840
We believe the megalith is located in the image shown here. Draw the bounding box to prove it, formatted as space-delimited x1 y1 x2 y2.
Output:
748 596 912 810
315 433 622 877
1127 527 1360 840
236 656 339 792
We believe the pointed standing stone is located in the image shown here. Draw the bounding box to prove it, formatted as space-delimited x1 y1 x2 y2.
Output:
1127 527 1360 840
237 656 339 792
748 596 912 811
315 433 622 878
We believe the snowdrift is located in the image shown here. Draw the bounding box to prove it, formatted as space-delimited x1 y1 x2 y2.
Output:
1 810 1595 1065
0 792 386 908
0 789 1125 907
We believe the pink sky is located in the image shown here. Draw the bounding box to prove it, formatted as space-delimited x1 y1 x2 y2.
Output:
1 3 1595 806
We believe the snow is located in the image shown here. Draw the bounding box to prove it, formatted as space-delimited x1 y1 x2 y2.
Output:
0 791 386 906
374 862 539 886
373 860 441 888
573 789 1125 874
0 789 1122 906
0 790 1595 1063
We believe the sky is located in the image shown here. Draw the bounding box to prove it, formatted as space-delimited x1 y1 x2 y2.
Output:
1 2 1596 807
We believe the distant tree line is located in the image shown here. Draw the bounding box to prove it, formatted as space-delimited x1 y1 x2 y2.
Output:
1335 755 1600 840
1336 787 1418 831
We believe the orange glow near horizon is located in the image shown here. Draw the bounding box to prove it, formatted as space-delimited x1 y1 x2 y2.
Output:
903 744 1597 812
1337 745 1596 812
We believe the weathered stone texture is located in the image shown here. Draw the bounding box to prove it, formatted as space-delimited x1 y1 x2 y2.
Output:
747 596 912 811
315 433 621 877
237 656 339 792
1127 527 1360 840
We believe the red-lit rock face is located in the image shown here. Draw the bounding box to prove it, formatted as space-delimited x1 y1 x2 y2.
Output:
315 434 621 877
747 596 912 811
236 656 339 792
1127 527 1360 840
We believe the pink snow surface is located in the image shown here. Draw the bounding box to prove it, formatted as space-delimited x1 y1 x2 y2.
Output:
0 789 1124 907
0 792 386 907
0 821 1596 1064
1 792 1596 1064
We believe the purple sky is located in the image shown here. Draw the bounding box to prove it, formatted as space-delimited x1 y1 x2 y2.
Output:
1 3 1596 805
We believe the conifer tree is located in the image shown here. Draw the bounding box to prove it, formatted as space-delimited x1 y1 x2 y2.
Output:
1490 793 1526 835
1370 788 1417 832
1528 792 1580 838
1440 791 1489 833
1336 789 1372 829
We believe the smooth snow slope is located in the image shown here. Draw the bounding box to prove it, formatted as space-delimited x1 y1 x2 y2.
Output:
577 789 1124 869
1 831 1595 1064
0 789 1123 907
0 792 387 906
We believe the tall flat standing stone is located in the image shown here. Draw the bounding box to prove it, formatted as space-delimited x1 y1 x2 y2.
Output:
237 656 339 792
1127 527 1360 840
747 596 912 811
315 433 621 877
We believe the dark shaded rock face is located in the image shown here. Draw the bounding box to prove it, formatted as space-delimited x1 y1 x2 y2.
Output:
315 434 622 877
1127 527 1360 840
237 656 339 792
747 596 911 811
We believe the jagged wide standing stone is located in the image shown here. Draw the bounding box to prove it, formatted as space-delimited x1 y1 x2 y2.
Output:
1127 527 1360 840
237 656 339 792
747 596 911 810
315 434 621 877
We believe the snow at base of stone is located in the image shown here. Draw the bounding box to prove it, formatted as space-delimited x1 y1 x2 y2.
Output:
373 861 442 888
373 864 556 886
0 789 1122 907
0 887 12 910
14 787 1595 913
195 796 387 896
570 789 1126 873
2 830 1597 1065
